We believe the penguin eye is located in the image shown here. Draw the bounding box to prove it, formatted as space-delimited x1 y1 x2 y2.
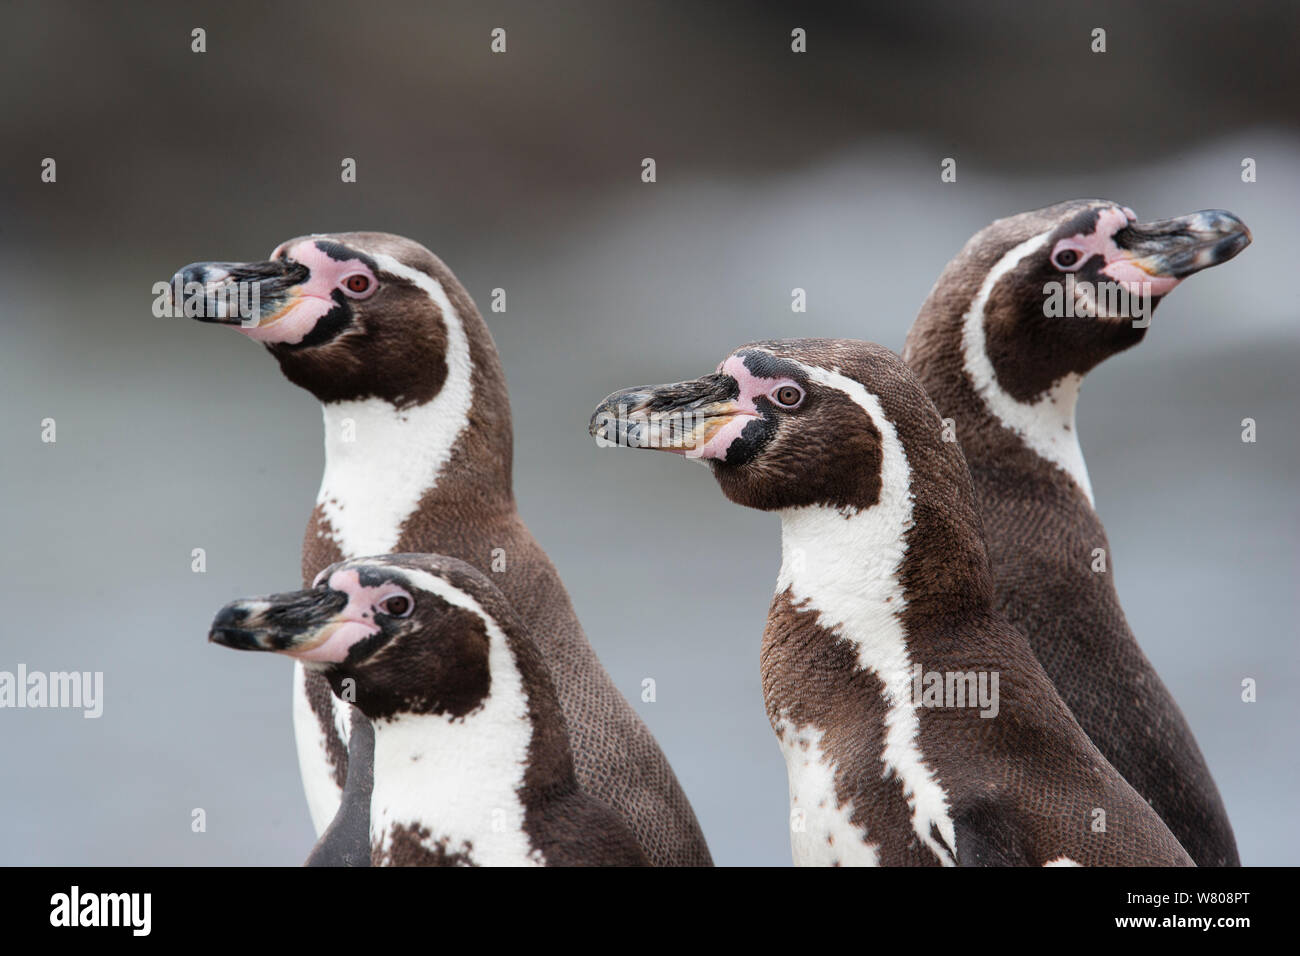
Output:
771 384 804 408
1052 249 1081 270
342 274 375 297
378 595 412 617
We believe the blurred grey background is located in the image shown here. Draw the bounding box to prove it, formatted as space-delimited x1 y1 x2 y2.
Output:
1 1 1296 866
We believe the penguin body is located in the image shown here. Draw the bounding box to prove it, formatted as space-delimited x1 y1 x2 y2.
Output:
177 233 710 866
902 201 1248 866
591 339 1193 866
211 553 649 867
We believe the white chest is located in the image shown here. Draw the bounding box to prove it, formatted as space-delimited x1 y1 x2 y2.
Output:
775 717 881 866
366 576 544 867
369 711 543 867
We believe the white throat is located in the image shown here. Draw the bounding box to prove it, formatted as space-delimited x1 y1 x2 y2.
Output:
959 231 1095 504
772 363 956 867
367 568 543 866
316 253 475 558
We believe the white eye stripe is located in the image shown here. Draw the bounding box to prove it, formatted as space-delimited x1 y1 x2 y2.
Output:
961 229 1094 503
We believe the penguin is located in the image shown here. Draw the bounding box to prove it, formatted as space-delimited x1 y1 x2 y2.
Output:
209 553 650 867
589 339 1194 866
901 201 1249 866
175 233 710 867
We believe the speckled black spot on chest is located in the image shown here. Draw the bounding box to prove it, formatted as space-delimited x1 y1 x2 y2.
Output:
376 823 478 867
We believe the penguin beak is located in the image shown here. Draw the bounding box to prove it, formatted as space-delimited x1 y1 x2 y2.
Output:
589 374 751 459
209 587 352 658
169 257 312 329
1108 209 1251 286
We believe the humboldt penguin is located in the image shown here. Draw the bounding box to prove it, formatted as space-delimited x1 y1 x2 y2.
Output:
901 201 1248 866
589 339 1193 866
210 554 649 866
175 232 710 866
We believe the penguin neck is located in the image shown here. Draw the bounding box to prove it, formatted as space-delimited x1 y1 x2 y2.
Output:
367 705 542 866
960 320 1092 505
773 366 994 642
364 611 572 866
776 504 912 649
316 331 514 558
774 494 991 660
908 234 1095 506
771 502 963 868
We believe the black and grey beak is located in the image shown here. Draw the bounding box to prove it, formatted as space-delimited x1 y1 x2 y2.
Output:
209 587 348 653
1114 209 1251 279
169 258 310 327
589 373 742 456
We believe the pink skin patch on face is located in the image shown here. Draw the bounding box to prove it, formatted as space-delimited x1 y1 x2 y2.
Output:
284 568 409 664
239 240 378 345
688 354 794 461
1050 207 1180 297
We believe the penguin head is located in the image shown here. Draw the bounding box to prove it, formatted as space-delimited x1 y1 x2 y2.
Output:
174 232 470 408
926 200 1250 400
590 338 973 514
209 553 519 721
